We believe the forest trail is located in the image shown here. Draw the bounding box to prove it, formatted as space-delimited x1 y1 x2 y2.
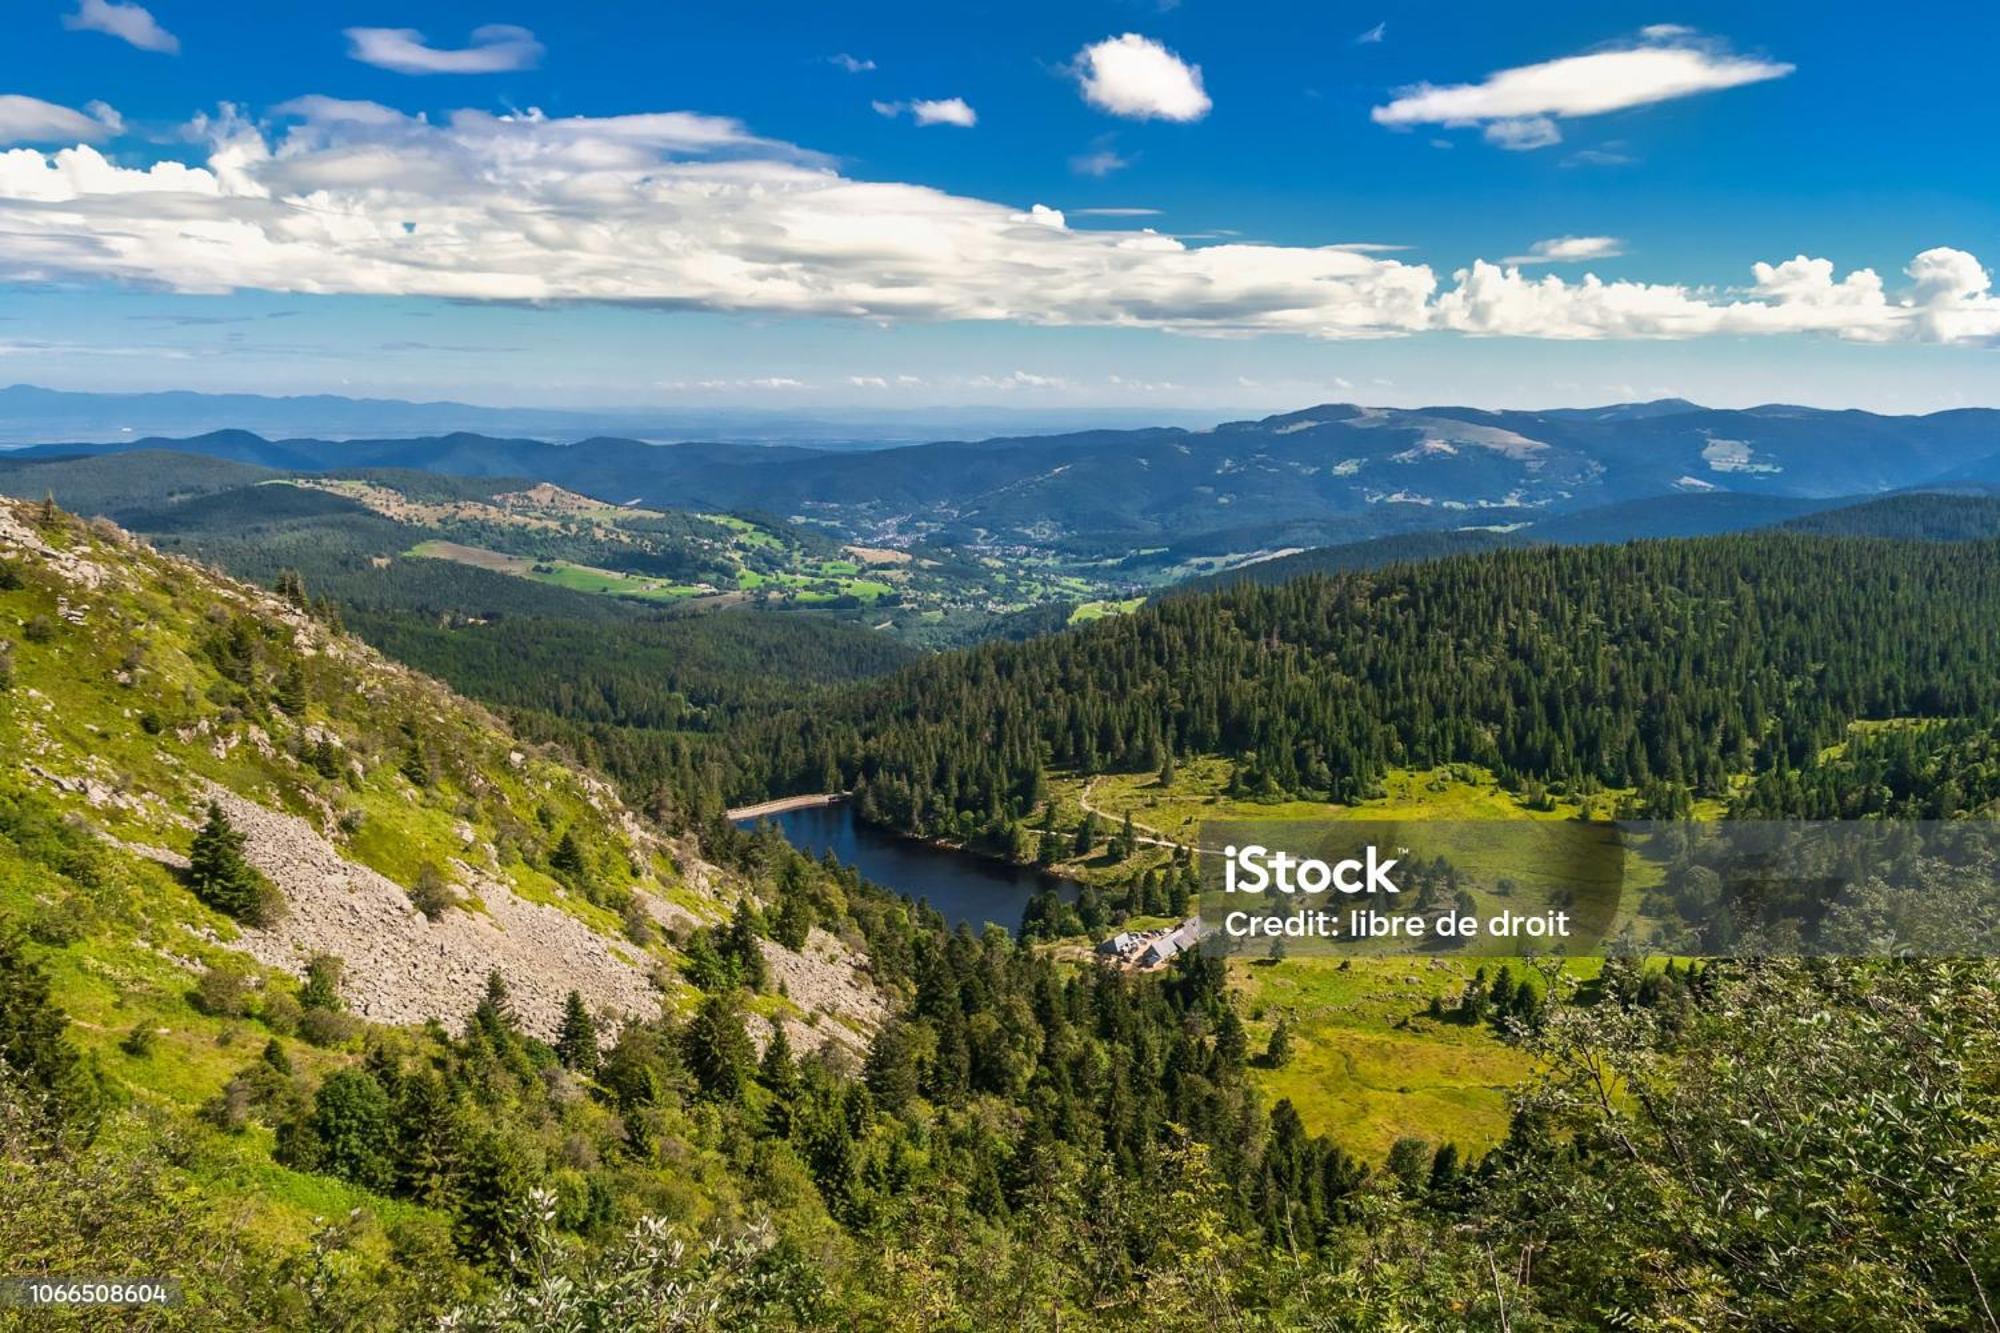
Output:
1079 777 1194 852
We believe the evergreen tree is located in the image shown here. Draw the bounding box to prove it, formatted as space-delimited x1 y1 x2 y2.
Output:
682 991 753 1101
728 899 768 991
274 568 308 607
474 969 516 1041
303 1069 394 1191
187 802 280 925
864 1020 920 1115
0 928 99 1134
772 891 814 950
556 990 599 1075
1264 1017 1293 1069
759 1022 797 1098
278 658 309 715
549 828 588 881
300 953 344 1011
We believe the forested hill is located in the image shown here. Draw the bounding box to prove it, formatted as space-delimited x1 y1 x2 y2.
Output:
718 533 2000 827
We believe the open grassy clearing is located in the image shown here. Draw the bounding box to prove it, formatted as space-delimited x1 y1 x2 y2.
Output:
1232 955 1549 1159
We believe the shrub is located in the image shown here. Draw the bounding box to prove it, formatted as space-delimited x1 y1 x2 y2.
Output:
192 961 254 1019
119 1025 156 1059
298 1007 362 1050
300 954 344 1011
259 990 301 1036
409 864 456 921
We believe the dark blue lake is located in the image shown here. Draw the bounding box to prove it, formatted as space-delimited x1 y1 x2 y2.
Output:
735 801 1075 935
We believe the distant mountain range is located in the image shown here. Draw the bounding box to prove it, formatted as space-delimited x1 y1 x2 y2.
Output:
13 399 2000 556
0 384 1229 449
1174 493 2000 593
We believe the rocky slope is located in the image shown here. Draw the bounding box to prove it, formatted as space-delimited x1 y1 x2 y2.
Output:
0 496 881 1046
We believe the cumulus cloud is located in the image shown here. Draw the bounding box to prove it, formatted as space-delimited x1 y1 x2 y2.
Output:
345 25 544 75
0 97 1994 347
830 54 876 73
1504 236 1626 264
1073 34 1211 122
1374 28 1792 148
911 97 976 128
1356 21 1387 45
63 0 179 54
0 95 122 144
873 97 977 127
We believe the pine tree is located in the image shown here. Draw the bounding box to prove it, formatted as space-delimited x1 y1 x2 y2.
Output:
556 990 599 1075
394 1070 460 1207
728 899 768 990
759 1022 797 1097
549 828 588 883
682 991 753 1101
278 658 309 715
187 801 279 924
0 928 99 1134
274 568 308 607
772 891 813 950
1264 1018 1293 1069
474 969 516 1040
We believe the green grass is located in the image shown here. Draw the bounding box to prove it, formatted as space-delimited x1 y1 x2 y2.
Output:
1067 597 1145 624
1233 956 1548 1160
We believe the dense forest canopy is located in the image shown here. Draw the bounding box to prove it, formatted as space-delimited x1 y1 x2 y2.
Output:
713 534 2000 832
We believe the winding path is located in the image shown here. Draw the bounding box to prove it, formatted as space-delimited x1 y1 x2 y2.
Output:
1078 777 1197 852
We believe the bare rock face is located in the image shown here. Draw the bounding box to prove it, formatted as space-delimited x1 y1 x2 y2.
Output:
0 505 111 589
205 787 660 1040
758 926 886 1057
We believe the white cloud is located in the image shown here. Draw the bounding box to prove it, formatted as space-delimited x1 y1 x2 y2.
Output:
1483 117 1561 150
1504 236 1626 264
874 97 977 127
0 98 1995 347
1431 250 2000 343
1073 34 1211 122
1070 147 1129 177
345 25 544 75
1356 21 1387 45
63 0 179 54
1072 206 1160 217
830 54 876 74
912 98 976 128
1373 28 1792 148
0 95 121 144
1564 145 1637 167
971 371 1070 390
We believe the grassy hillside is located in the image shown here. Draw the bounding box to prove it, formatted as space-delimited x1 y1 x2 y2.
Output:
0 493 743 1042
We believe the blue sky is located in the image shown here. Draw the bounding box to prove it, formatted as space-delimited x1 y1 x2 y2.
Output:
5 0 2000 413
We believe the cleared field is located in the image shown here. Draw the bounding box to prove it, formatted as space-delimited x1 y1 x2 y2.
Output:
1067 596 1145 624
408 540 707 601
1234 955 1545 1159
